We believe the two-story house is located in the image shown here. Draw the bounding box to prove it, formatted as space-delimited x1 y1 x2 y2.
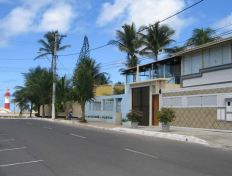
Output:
123 36 232 130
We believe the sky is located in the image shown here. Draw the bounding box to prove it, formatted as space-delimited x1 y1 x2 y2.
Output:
0 0 232 107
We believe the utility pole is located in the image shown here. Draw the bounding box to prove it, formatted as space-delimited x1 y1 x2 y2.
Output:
51 32 57 120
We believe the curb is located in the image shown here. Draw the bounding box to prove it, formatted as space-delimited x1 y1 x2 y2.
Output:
30 118 208 146
112 127 208 145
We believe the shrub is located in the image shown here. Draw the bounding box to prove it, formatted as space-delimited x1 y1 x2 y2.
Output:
122 118 129 122
157 108 176 125
126 110 143 122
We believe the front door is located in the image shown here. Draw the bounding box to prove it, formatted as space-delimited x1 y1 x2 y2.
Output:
152 95 159 126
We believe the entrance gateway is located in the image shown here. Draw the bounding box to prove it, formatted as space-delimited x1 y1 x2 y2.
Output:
131 86 159 126
132 87 149 126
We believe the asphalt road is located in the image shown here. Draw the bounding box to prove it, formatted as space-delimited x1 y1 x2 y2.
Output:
0 119 232 176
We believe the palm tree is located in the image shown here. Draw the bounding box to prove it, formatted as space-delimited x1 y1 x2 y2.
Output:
73 58 95 122
165 46 186 55
25 67 53 118
56 75 72 114
140 22 175 60
95 73 110 85
111 23 142 68
35 31 70 69
73 57 108 122
35 31 70 120
13 86 29 116
186 28 217 46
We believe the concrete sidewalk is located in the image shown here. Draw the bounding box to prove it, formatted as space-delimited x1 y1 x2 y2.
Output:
26 117 232 150
139 126 232 149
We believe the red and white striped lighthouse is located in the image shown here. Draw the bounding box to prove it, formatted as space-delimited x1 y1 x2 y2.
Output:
4 89 10 110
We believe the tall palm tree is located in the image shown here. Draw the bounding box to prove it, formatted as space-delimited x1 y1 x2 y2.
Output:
73 57 95 122
35 31 70 69
186 28 217 46
140 22 175 60
111 23 142 68
35 31 70 120
73 57 108 122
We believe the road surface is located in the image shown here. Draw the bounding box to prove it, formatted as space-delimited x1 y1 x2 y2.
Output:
0 119 231 176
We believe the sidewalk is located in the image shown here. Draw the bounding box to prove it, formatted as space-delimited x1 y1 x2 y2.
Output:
139 126 232 149
29 118 232 150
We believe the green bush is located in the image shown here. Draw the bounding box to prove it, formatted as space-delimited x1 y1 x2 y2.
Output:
126 110 143 122
157 108 176 125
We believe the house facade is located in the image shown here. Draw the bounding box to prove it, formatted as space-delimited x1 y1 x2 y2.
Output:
122 56 181 126
123 37 232 130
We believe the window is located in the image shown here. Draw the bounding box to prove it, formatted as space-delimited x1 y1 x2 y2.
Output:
183 56 192 75
210 46 222 66
191 52 202 73
164 64 172 78
222 44 231 64
158 64 164 77
93 101 101 111
203 49 210 68
103 99 114 111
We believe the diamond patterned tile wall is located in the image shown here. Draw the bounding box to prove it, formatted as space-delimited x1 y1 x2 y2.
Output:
163 87 232 130
171 108 232 130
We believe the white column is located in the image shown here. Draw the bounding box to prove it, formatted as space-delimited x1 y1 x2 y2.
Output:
136 64 140 82
149 84 153 126
100 99 104 119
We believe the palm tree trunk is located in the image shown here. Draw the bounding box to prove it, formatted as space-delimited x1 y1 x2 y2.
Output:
155 52 158 61
19 109 22 117
42 104 45 118
51 56 54 71
80 103 86 122
37 105 40 117
29 103 33 117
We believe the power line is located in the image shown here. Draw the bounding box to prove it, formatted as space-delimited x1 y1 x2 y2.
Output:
58 43 112 57
175 23 232 45
159 0 204 24
58 0 204 57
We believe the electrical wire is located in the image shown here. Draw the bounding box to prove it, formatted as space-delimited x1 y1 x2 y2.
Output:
58 0 205 57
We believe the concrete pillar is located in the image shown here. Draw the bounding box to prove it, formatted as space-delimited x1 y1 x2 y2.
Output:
100 99 104 118
115 112 122 125
136 64 140 82
149 84 153 126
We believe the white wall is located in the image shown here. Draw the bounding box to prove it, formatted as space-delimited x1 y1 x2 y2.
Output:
183 68 232 87
85 94 130 123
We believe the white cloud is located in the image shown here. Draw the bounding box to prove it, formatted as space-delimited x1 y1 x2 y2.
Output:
216 12 232 30
97 0 130 26
97 0 191 37
0 0 77 46
0 7 35 35
38 3 75 33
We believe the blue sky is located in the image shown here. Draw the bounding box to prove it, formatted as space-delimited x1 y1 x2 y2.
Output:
0 0 232 107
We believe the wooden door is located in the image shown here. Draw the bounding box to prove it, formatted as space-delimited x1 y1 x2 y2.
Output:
152 95 159 126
